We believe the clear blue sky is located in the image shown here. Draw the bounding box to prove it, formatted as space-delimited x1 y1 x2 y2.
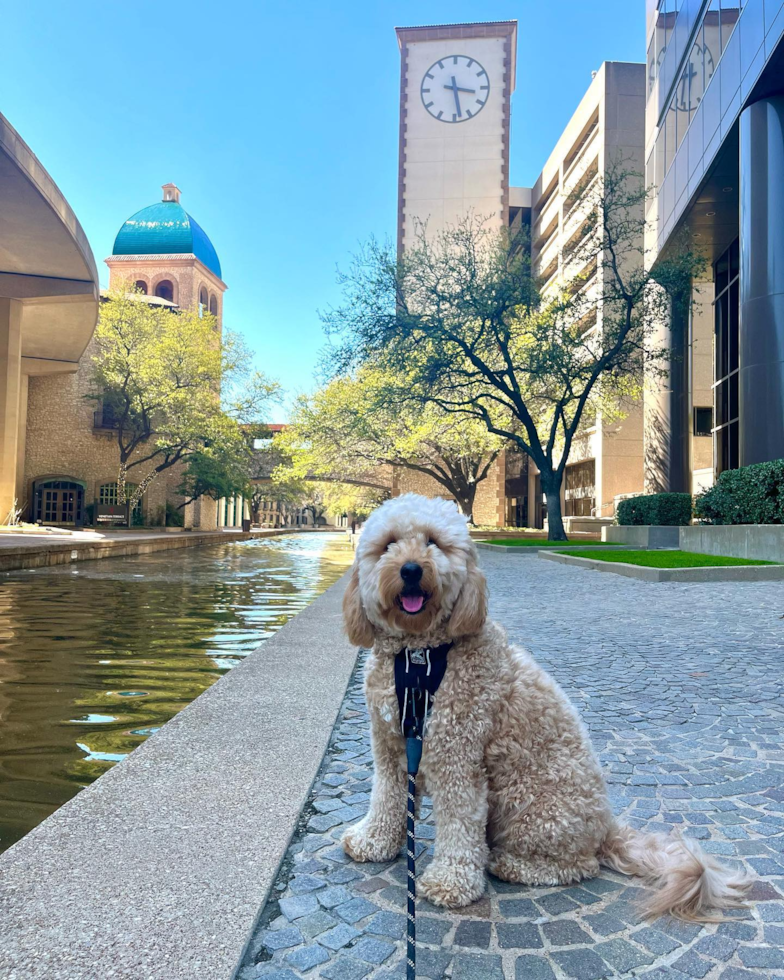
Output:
2 1 643 415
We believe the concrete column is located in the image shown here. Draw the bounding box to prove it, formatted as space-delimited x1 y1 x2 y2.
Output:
739 96 784 466
0 299 23 522
15 373 28 510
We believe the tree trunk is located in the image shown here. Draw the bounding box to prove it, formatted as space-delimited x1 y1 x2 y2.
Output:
454 485 476 525
541 472 568 541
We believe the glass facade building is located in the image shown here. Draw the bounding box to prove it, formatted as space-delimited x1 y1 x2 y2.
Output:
644 0 784 489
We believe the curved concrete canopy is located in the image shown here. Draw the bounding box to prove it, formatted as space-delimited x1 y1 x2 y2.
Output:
0 111 99 370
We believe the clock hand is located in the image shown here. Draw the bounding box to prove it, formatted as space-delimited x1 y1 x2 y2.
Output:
445 75 462 117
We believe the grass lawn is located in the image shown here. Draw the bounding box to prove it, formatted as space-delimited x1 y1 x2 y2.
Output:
557 549 777 568
480 538 614 547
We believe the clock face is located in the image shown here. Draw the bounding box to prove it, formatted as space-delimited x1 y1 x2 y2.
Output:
420 54 490 124
676 42 715 112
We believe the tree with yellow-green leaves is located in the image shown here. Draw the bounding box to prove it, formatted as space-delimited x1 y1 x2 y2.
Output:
277 367 504 523
90 289 279 512
321 163 702 539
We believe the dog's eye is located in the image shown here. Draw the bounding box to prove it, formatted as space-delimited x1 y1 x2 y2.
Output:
384 539 396 551
428 537 438 548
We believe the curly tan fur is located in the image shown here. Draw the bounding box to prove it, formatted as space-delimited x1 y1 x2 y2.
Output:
341 494 751 918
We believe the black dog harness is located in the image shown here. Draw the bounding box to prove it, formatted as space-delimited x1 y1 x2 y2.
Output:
394 642 451 980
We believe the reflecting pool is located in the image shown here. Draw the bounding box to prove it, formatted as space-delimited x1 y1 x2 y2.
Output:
0 532 352 852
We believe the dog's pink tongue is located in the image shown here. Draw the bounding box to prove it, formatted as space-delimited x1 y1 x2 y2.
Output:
401 594 424 613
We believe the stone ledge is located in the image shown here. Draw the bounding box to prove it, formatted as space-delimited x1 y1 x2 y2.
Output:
0 574 356 980
0 527 319 572
539 550 784 582
477 542 633 556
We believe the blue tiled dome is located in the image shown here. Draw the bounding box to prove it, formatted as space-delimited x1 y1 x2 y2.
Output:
112 190 221 279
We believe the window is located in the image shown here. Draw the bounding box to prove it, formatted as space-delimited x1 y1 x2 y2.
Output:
712 239 740 474
209 294 218 316
564 460 596 517
99 482 143 523
134 280 148 295
199 286 208 315
155 279 174 302
693 407 713 437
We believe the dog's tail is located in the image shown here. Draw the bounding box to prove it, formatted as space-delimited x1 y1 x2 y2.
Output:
599 819 750 921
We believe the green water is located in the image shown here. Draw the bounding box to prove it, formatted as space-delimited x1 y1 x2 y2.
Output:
0 532 352 853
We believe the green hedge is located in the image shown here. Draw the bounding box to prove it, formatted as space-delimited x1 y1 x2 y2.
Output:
695 459 784 524
616 492 693 526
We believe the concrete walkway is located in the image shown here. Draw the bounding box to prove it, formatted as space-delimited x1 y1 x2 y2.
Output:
0 577 357 980
238 552 784 980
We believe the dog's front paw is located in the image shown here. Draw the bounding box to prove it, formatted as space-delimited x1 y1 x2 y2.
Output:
419 861 486 909
342 819 401 863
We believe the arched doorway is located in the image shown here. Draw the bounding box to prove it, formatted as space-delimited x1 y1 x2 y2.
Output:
32 478 86 525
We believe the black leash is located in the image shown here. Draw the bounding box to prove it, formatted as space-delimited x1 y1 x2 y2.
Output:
394 643 451 980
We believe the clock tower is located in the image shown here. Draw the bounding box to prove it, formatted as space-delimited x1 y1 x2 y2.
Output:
395 21 517 253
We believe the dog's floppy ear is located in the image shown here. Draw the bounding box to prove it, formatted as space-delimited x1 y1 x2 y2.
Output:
343 563 375 647
447 558 488 638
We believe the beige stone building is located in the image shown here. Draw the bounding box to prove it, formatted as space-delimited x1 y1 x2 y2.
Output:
21 184 248 529
528 62 647 521
394 23 648 528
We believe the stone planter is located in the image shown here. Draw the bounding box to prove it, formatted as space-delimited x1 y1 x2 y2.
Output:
680 524 784 563
602 525 681 549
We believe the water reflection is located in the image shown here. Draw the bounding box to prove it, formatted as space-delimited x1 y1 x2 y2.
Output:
0 532 352 852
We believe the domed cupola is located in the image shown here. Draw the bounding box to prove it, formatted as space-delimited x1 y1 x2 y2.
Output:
111 183 221 279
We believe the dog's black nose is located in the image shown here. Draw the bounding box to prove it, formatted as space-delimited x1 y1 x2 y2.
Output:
400 562 423 585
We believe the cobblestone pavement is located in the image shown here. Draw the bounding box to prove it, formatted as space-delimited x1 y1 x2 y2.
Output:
237 554 784 980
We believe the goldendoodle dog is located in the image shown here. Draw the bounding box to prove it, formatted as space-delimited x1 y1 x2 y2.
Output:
341 493 749 919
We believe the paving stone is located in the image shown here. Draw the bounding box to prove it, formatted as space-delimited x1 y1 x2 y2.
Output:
496 922 542 949
317 885 353 909
350 936 396 964
366 910 406 939
354 875 388 894
279 894 320 921
289 874 326 894
515 956 556 980
535 892 580 916
284 943 330 971
319 956 371 979
542 920 595 947
308 812 344 832
595 937 655 971
261 926 303 952
451 952 504 979
632 927 683 954
317 922 361 950
334 897 379 923
454 920 491 948
717 970 767 980
737 945 784 969
580 878 623 897
692 934 739 961
498 898 538 919
415 947 452 978
672 950 713 978
297 909 338 940
551 949 614 979
583 913 627 937
418 915 451 944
